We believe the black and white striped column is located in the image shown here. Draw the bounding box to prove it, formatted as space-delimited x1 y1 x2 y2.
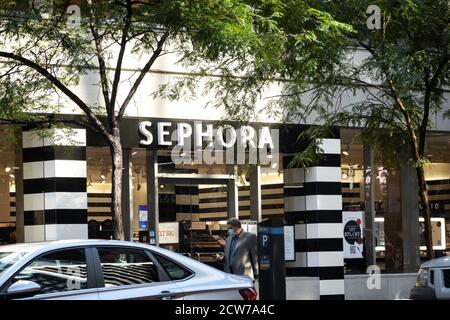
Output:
22 128 88 242
284 138 344 300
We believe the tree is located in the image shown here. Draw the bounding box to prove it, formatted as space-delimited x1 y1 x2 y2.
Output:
0 0 267 240
224 0 450 260
0 0 352 240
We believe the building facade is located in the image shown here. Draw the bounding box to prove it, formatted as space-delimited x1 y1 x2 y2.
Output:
0 40 449 300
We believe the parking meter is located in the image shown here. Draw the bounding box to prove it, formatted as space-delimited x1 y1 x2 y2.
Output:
258 217 286 300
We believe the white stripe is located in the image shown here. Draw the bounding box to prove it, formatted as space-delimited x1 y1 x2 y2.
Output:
24 225 45 242
23 128 86 148
44 128 86 146
307 251 344 267
284 196 305 212
295 224 307 239
44 192 88 210
305 167 341 183
318 139 341 155
44 160 87 178
320 279 345 295
23 162 44 179
22 131 44 149
24 193 45 211
307 223 343 239
306 195 342 211
284 168 305 184
45 224 88 241
286 252 307 268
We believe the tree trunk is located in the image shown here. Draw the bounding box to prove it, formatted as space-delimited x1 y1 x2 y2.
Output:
416 166 434 260
110 134 125 240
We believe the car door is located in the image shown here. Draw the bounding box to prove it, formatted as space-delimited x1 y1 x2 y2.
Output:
4 247 99 300
93 246 183 300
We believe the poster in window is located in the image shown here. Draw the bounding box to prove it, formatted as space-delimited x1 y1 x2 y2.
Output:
284 225 295 261
343 211 364 259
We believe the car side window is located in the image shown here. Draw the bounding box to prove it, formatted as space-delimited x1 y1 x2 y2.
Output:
11 249 88 295
97 247 159 287
152 253 193 280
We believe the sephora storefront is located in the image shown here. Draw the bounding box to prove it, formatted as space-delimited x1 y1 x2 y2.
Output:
1 118 450 299
1 117 345 299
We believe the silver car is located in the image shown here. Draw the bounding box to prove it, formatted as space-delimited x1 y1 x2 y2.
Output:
0 239 257 300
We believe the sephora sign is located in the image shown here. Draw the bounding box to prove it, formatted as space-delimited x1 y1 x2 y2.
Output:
138 121 279 166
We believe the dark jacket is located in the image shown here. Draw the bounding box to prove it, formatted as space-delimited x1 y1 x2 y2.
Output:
224 231 258 281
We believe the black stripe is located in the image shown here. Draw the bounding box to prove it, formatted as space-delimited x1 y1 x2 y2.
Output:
198 212 284 221
426 179 450 185
285 211 342 224
44 209 88 224
88 193 112 198
295 238 343 252
198 183 284 193
23 146 86 162
9 192 16 197
10 212 16 217
88 212 113 217
199 216 227 221
24 209 87 225
428 189 450 196
342 192 361 198
261 213 284 219
199 203 284 213
284 182 341 196
173 168 198 174
342 183 361 188
23 178 86 194
88 203 113 208
199 187 227 194
10 202 16 207
283 154 341 168
286 266 344 279
176 204 199 213
175 186 199 195
199 193 284 204
24 210 45 225
320 294 345 300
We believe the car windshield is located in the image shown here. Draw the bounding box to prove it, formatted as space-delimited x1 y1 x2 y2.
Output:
0 252 28 277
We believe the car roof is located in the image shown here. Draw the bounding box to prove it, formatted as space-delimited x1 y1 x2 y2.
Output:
0 239 154 253
422 255 450 268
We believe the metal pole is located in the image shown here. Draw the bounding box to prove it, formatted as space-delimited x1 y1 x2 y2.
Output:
250 165 262 222
147 150 159 245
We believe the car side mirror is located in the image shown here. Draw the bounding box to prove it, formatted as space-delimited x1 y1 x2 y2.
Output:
7 280 41 298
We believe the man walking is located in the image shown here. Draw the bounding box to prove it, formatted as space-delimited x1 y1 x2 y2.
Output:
217 218 258 281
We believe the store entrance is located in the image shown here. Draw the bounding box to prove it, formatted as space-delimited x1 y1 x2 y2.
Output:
155 173 239 269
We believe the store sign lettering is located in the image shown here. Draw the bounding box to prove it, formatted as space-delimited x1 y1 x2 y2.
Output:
138 121 279 166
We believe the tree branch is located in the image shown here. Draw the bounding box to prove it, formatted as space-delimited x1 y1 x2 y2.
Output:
0 51 112 141
110 0 133 112
87 1 112 118
117 30 169 119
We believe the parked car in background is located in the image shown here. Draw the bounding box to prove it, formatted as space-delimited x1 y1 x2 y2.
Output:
0 240 256 300
410 256 450 300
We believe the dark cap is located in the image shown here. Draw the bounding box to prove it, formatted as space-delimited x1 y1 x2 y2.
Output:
226 218 241 228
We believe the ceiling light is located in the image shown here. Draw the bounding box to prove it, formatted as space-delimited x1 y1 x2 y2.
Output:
101 180 106 184
100 174 106 180
342 172 348 179
132 151 137 156
271 163 278 169
342 151 349 156
9 174 15 179
5 166 11 173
